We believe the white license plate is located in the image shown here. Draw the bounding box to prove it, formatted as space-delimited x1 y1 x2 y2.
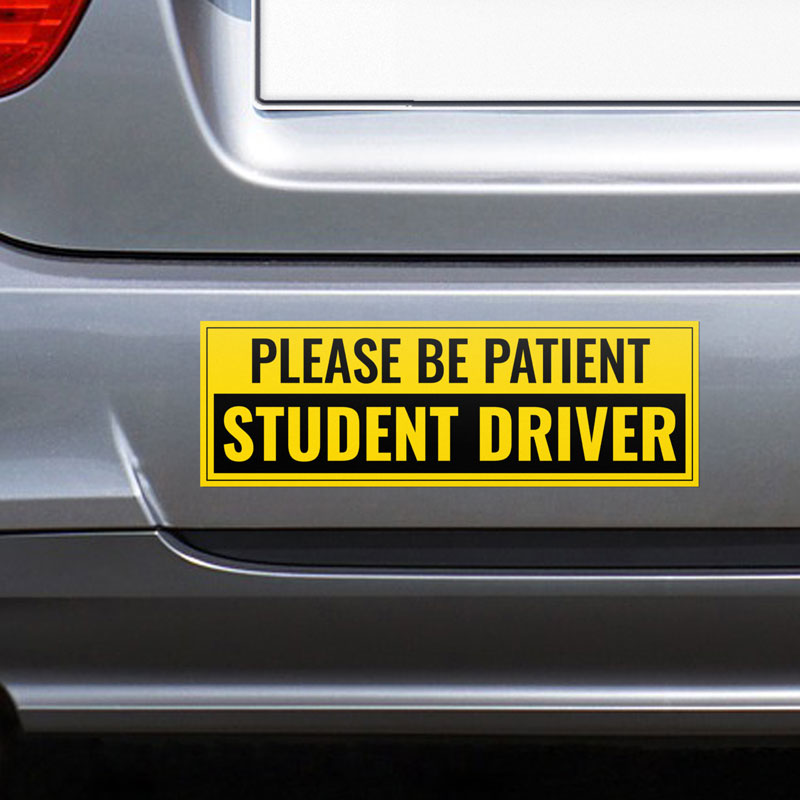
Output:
255 0 800 109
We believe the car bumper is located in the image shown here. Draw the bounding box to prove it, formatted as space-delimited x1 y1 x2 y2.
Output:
3 237 800 734
4 529 800 735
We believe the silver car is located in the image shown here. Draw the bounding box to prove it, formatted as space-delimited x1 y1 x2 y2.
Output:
0 0 799 764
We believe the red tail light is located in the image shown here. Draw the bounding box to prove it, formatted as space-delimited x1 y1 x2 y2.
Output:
0 0 89 96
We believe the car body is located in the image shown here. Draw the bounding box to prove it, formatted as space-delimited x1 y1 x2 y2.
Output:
2 0 800 740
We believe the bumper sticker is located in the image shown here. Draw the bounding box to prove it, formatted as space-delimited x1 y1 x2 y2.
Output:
201 322 698 487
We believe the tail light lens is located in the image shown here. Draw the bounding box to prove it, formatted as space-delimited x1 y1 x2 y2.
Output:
0 0 89 96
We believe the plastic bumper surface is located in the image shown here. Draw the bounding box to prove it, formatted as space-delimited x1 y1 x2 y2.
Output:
2 240 800 733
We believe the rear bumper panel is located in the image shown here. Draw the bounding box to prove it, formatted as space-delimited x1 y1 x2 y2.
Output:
0 240 799 530
5 530 800 735
3 243 800 733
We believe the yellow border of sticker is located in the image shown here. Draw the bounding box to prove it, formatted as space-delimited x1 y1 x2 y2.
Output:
201 321 698 487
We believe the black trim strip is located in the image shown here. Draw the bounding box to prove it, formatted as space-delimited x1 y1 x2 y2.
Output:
3 231 800 264
177 529 800 570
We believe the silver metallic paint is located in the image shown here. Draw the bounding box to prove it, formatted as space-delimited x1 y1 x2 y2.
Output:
2 0 800 736
5 530 800 734
1 240 800 530
3 0 800 252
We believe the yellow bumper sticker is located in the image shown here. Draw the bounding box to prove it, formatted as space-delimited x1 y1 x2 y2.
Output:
201 322 698 487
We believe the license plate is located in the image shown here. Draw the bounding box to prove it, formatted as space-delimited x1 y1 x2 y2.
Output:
201 321 698 487
255 0 800 108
